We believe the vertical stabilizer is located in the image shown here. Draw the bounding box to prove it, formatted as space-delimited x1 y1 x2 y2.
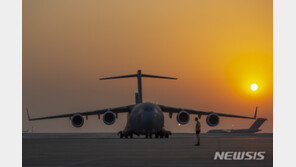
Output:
249 118 267 130
135 93 140 104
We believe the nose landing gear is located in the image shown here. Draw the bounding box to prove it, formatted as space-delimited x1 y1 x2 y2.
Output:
145 130 152 138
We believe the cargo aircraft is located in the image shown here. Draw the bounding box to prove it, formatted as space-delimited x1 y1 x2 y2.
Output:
207 117 267 134
27 70 256 138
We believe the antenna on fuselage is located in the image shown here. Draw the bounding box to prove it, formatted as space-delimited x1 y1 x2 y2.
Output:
100 70 177 104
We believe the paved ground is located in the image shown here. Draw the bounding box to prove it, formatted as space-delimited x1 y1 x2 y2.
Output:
23 133 272 167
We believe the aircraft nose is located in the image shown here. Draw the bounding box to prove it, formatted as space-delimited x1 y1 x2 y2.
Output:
140 110 155 126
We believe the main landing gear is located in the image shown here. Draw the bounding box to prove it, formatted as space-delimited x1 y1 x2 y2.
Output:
118 131 134 138
117 130 172 139
155 130 171 138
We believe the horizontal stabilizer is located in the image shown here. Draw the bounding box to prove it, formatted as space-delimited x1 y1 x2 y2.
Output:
99 70 177 103
100 74 137 80
142 74 177 80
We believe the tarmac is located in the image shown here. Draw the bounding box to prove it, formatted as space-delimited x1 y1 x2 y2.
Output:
23 133 272 167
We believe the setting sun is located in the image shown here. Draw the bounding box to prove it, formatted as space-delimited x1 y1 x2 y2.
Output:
250 84 258 91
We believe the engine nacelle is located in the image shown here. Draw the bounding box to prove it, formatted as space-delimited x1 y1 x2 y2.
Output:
71 114 84 128
103 111 116 125
176 111 190 125
206 113 219 126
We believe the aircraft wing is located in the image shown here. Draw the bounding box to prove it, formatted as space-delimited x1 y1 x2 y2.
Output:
27 104 135 121
158 104 256 119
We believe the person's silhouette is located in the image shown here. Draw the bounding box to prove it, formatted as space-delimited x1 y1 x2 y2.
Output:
195 117 201 146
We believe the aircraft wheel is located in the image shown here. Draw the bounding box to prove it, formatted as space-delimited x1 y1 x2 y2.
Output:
155 134 159 138
165 134 169 138
119 133 123 138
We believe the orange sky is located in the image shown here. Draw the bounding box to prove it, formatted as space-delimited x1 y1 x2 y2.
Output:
23 0 273 133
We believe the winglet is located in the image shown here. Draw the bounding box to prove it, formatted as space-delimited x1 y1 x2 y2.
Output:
26 107 31 121
254 106 258 119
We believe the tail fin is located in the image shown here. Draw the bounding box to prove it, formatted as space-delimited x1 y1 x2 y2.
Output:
249 118 267 130
100 70 177 104
135 93 140 104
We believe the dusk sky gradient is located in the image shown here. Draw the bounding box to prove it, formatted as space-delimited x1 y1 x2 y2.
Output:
23 0 273 133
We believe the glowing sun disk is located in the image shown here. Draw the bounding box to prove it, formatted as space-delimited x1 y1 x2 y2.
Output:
250 84 258 91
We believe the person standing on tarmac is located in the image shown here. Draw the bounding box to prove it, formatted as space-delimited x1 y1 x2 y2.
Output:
195 117 201 146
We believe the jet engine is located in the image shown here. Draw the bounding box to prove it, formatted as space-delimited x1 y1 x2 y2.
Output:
206 113 219 126
71 114 84 128
103 111 116 125
176 111 190 125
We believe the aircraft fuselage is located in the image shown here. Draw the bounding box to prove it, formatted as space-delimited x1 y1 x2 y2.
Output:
125 102 165 135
